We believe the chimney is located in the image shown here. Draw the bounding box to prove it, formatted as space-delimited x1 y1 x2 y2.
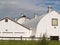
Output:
34 13 38 19
48 6 52 13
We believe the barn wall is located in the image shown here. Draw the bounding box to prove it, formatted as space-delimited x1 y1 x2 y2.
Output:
36 11 60 38
0 19 32 37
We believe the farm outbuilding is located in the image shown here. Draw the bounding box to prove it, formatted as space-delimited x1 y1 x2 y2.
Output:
0 6 60 40
0 17 32 40
35 11 60 39
19 10 60 40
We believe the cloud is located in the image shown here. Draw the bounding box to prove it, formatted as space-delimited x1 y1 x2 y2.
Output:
0 0 47 12
1 0 60 18
54 1 60 5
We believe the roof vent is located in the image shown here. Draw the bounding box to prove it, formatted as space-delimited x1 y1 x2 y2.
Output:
34 13 38 19
21 13 26 17
48 6 52 13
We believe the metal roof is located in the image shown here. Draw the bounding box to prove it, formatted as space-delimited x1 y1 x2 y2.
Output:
22 15 45 30
22 11 59 30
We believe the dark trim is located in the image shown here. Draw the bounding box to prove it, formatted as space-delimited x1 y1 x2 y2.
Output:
0 17 30 30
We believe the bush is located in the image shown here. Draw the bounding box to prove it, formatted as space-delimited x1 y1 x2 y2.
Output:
38 34 48 45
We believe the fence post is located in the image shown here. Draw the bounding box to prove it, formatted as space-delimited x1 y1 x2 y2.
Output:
21 36 22 40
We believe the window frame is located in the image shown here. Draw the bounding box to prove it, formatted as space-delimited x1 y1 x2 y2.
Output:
52 18 58 26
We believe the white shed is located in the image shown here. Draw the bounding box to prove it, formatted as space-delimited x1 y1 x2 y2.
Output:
35 11 60 38
0 17 31 38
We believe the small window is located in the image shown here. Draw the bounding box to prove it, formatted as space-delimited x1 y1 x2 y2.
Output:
52 18 58 26
2 32 13 34
15 32 25 34
5 18 8 22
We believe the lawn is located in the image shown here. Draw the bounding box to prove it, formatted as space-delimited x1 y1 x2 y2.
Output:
0 40 59 45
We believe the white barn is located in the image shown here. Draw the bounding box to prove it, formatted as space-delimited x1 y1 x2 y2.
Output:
35 11 60 39
0 6 60 40
0 17 32 39
16 10 60 40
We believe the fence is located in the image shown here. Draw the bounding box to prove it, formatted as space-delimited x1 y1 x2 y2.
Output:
0 37 50 40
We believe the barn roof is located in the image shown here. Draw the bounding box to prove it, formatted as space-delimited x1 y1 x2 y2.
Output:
22 15 45 30
21 11 59 30
0 17 30 30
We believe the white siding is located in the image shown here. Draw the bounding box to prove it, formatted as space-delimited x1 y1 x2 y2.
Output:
36 11 60 38
0 18 32 37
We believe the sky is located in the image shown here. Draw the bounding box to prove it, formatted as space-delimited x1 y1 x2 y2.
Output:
0 0 60 18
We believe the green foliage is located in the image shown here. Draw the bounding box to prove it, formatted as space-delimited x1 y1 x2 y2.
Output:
40 34 48 45
37 34 48 45
0 38 59 45
48 40 59 45
0 40 37 45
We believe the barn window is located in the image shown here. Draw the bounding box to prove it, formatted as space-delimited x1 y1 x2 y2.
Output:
50 36 59 40
52 18 58 26
2 32 13 34
15 32 25 34
5 18 8 22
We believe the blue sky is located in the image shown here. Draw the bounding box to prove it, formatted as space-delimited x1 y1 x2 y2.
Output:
0 0 60 18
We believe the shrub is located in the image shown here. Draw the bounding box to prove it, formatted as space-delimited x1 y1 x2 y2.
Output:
38 34 48 45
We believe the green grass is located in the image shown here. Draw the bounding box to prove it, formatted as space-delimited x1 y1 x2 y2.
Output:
48 40 59 45
0 40 59 45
